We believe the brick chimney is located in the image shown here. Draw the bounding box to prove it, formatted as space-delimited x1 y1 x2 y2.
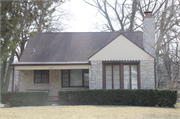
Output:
143 11 155 58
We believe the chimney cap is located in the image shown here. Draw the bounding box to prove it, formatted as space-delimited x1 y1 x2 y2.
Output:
144 11 152 16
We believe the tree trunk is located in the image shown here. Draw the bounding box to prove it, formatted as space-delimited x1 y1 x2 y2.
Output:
1 60 7 87
2 53 14 92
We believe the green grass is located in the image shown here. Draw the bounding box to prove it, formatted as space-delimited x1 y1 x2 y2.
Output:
0 103 180 119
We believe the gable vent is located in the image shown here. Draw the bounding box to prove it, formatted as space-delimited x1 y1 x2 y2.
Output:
31 48 36 54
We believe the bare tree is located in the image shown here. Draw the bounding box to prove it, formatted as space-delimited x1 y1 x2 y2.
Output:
84 0 141 31
84 0 180 89
155 0 180 89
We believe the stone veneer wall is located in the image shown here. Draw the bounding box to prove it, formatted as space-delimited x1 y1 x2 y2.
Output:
89 60 155 89
143 17 155 58
18 60 155 94
19 70 61 96
89 61 103 89
140 60 155 89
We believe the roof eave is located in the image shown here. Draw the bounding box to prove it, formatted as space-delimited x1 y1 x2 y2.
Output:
10 61 91 66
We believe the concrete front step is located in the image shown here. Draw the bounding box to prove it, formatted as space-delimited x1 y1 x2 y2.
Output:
48 96 59 101
45 100 60 106
46 96 60 106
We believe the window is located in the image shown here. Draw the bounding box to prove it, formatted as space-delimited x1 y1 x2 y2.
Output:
62 69 89 87
124 65 138 89
83 69 89 86
34 70 49 83
70 69 83 86
103 61 140 89
105 65 120 89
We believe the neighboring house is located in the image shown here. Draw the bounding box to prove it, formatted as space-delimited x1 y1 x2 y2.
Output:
11 11 156 99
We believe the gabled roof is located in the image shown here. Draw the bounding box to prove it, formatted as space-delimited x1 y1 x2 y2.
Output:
20 32 143 62
89 35 154 61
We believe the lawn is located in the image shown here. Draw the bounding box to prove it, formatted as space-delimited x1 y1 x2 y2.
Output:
0 104 180 119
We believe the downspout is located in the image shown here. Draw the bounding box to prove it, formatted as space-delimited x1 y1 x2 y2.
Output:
12 66 15 91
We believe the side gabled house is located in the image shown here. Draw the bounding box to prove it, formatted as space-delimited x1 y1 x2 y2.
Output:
11 11 156 99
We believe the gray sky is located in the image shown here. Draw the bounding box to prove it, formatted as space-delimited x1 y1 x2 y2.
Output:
61 0 101 32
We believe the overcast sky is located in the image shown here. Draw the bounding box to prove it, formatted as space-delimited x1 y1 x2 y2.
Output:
61 0 101 32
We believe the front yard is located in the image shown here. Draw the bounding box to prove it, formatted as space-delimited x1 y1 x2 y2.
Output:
0 104 180 119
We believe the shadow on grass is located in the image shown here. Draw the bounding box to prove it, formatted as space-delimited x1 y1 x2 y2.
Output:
58 103 180 109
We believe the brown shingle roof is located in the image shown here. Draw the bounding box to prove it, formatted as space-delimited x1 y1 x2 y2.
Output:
20 32 143 62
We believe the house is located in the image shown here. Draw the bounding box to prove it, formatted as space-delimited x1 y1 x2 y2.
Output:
11 11 156 99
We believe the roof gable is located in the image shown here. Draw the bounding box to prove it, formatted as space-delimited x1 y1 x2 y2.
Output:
89 35 154 61
20 32 143 62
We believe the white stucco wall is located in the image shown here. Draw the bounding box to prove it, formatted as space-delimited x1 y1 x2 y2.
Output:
89 35 154 61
